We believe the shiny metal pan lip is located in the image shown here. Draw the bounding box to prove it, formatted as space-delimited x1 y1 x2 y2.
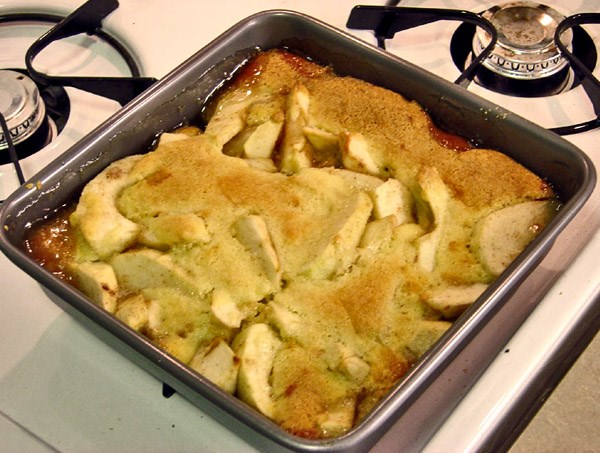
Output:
0 10 595 452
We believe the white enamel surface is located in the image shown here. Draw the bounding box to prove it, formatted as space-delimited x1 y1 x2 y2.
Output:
1 1 599 451
0 18 126 199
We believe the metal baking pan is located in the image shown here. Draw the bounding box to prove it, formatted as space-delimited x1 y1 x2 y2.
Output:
0 10 595 452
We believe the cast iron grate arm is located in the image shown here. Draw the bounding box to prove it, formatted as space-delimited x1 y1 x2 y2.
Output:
347 5 600 136
25 0 157 107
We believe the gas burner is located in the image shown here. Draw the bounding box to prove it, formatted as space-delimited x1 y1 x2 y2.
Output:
0 0 158 202
472 2 573 96
0 70 47 151
475 2 572 82
346 4 600 135
0 69 69 164
450 2 598 97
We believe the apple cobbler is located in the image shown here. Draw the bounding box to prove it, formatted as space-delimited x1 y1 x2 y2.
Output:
26 49 557 439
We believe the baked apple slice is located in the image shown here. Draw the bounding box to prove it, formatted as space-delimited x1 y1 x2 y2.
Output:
414 167 451 272
190 340 240 394
474 200 555 276
68 261 119 313
234 323 282 418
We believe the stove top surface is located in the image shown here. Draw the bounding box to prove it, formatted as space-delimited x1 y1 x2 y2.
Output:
1 1 599 451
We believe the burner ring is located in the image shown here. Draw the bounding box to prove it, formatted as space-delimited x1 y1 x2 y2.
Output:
474 1 573 80
0 70 46 150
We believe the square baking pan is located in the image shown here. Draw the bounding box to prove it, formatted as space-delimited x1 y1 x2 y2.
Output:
0 10 595 452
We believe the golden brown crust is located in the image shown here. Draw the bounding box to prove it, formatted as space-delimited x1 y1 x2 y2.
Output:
233 50 553 209
304 76 552 209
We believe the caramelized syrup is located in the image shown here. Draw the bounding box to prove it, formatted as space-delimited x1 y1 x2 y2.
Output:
24 205 76 283
428 118 472 152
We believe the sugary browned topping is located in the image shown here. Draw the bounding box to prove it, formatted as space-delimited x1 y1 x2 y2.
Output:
218 49 552 209
227 49 331 94
117 137 370 279
303 76 552 209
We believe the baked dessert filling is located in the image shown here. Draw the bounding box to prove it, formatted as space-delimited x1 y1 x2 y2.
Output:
25 49 557 439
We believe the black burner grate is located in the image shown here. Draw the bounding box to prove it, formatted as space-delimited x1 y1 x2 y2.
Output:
25 0 156 107
0 0 158 203
347 5 600 136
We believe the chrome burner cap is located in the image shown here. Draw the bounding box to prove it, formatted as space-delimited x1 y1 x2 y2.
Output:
473 1 573 80
0 69 46 150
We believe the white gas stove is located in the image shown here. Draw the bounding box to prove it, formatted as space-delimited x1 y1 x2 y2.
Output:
1 1 598 451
